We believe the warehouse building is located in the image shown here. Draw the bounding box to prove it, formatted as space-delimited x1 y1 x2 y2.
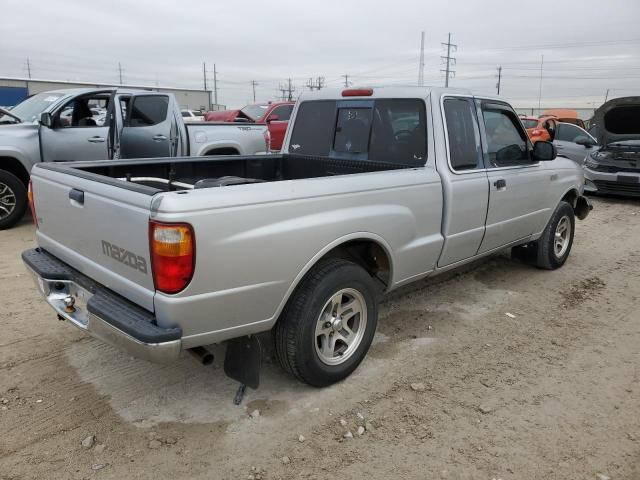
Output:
0 76 223 111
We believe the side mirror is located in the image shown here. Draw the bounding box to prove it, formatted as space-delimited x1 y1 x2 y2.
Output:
266 114 279 123
532 140 557 161
575 136 595 148
40 112 53 128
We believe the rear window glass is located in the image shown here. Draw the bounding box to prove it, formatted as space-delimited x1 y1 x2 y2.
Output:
333 108 372 153
370 99 426 165
289 101 336 156
290 99 427 166
128 96 169 127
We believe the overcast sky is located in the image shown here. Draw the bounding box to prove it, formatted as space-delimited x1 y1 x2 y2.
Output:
2 0 640 109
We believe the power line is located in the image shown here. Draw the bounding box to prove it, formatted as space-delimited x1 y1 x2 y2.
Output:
440 33 457 87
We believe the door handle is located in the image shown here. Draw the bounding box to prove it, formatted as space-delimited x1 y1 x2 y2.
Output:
494 179 507 189
152 134 168 141
88 136 105 143
69 188 84 205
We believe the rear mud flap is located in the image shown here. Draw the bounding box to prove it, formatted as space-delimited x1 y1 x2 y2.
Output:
224 336 262 403
575 195 593 220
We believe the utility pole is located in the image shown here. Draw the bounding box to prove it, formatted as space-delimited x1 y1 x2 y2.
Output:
496 66 502 95
213 63 218 106
203 62 207 91
287 77 294 100
537 54 544 110
418 31 425 87
342 74 351 87
250 80 259 102
118 62 123 85
306 76 325 91
440 33 457 88
604 88 610 103
25 57 32 79
279 79 295 101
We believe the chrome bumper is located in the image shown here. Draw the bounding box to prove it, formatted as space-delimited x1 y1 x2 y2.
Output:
23 249 181 364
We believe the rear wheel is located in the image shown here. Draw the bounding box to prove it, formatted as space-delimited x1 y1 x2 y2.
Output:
274 258 378 387
0 170 27 230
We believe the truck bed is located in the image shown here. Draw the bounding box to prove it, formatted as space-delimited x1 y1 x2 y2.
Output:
36 154 415 193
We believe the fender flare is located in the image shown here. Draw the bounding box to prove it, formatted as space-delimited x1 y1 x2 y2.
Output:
269 232 395 325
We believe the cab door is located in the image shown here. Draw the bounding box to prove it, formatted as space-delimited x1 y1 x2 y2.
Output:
40 92 112 162
119 93 176 158
477 101 550 253
437 96 489 267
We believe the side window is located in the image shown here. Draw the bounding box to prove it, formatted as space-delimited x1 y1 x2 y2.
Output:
288 100 336 155
56 95 108 128
333 107 372 153
481 107 530 167
270 105 293 121
556 123 586 143
127 95 169 127
443 98 482 171
369 99 426 166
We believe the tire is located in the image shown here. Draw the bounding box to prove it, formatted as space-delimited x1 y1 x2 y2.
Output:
533 200 575 270
274 258 379 387
0 170 28 231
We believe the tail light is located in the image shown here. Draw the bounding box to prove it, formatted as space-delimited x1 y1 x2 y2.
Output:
342 88 373 97
27 180 38 228
263 128 271 152
149 221 195 294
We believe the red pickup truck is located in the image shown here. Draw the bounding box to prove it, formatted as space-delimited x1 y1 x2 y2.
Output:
205 101 294 151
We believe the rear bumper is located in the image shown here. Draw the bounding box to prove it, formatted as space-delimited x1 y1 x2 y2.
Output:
22 248 182 363
584 168 640 197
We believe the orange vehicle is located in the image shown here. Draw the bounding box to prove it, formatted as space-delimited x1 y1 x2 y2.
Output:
541 109 586 129
520 115 558 143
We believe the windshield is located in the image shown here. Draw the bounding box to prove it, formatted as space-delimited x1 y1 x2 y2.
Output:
521 119 539 129
1 92 65 123
240 104 269 121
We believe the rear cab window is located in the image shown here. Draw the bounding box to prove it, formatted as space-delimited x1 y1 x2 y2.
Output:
289 98 427 167
443 97 483 171
127 95 169 127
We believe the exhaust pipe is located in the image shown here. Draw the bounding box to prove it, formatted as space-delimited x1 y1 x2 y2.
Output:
188 346 214 366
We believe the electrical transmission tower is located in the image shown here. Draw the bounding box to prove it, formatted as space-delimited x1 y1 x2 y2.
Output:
306 76 325 91
279 78 295 101
440 33 457 87
418 31 425 86
496 66 502 95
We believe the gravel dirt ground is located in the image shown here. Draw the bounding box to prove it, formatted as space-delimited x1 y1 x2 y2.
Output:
1 196 639 480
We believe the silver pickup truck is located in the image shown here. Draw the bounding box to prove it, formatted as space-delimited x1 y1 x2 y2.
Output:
0 88 269 229
23 87 591 389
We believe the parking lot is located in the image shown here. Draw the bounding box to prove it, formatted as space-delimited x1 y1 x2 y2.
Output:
0 195 637 480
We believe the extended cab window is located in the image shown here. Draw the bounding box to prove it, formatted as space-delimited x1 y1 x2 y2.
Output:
127 95 169 127
443 97 482 171
481 107 530 168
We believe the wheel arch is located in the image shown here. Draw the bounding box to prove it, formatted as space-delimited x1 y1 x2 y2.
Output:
0 156 31 187
271 233 395 325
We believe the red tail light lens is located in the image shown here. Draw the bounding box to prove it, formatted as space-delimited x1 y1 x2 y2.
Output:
342 88 373 97
27 180 38 228
149 221 195 294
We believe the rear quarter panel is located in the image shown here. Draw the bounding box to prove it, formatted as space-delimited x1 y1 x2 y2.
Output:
186 124 267 155
150 168 444 347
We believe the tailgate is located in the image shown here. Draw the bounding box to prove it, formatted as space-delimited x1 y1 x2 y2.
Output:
31 165 155 311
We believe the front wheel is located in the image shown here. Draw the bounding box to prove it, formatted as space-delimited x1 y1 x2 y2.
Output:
274 258 379 387
534 200 575 270
0 170 27 230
